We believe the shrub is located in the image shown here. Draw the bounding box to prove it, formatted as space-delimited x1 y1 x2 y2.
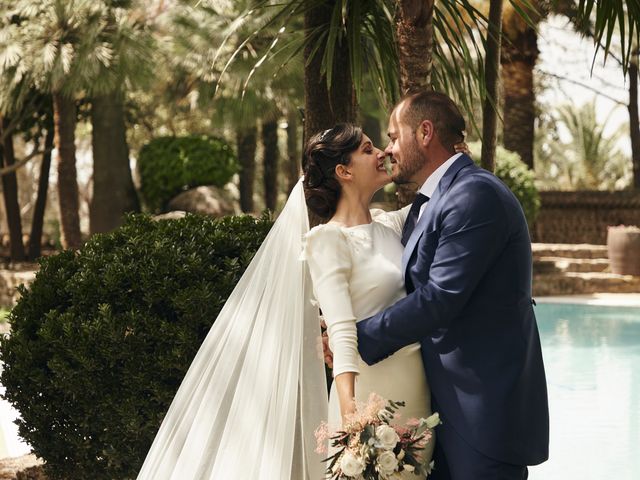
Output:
0 213 272 480
138 135 238 212
468 142 541 225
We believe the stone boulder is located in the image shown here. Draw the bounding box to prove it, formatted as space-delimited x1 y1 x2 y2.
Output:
153 211 187 221
166 185 240 217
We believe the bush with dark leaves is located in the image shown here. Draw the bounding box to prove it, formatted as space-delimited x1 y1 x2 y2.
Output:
0 213 272 480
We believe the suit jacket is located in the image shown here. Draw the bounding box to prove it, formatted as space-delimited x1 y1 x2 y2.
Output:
357 154 549 465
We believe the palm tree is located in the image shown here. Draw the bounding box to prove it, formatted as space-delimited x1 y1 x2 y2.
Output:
0 0 153 247
302 1 357 142
236 125 258 212
0 84 54 261
0 1 96 248
29 98 55 260
89 3 153 234
535 101 631 190
395 1 434 94
480 0 505 172
171 0 309 211
500 1 548 170
262 117 280 211
0 115 26 260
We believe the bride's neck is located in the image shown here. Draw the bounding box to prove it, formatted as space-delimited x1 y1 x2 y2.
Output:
330 188 373 227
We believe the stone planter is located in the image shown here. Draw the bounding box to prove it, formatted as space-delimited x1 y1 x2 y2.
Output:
607 225 640 276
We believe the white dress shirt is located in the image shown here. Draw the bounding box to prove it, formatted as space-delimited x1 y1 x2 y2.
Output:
417 152 463 221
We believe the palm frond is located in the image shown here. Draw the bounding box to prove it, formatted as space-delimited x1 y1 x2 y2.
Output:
576 0 640 74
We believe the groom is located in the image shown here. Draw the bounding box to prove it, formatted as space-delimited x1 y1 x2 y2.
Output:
356 91 549 479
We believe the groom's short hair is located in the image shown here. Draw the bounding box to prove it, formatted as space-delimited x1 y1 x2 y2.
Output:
400 91 466 152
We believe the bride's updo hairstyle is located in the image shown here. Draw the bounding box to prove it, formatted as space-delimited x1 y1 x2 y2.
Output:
303 123 363 219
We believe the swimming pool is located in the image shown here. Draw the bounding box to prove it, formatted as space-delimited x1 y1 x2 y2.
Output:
529 302 640 479
2 302 639 474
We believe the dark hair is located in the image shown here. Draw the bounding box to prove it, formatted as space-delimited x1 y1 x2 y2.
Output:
400 91 466 152
302 123 363 218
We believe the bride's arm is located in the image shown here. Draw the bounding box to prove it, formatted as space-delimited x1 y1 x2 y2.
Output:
303 225 358 421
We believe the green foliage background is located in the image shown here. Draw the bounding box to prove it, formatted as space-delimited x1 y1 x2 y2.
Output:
138 135 239 213
468 141 541 225
0 213 272 480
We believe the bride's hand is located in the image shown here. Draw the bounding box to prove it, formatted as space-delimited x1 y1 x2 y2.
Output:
320 319 333 369
454 141 470 155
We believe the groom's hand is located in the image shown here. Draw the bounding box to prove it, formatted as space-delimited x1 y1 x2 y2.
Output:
320 319 333 369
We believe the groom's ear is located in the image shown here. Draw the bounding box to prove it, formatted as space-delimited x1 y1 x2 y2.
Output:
419 120 434 147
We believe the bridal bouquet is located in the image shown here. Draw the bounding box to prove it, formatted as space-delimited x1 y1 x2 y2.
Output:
315 394 440 479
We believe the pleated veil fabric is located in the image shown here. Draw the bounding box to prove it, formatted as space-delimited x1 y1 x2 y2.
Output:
137 179 328 480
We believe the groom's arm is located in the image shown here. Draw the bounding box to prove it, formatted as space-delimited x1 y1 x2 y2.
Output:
357 179 511 365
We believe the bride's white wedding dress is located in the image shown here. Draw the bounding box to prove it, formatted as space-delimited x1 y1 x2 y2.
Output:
137 181 432 480
303 209 434 476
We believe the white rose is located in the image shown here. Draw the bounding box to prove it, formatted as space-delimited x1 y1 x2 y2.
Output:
376 450 399 475
340 451 365 477
375 425 400 450
403 464 415 472
426 412 441 429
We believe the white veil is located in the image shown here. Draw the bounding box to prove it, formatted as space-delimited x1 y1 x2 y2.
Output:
137 178 328 480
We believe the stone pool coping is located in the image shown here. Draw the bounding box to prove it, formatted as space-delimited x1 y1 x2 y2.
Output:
536 293 640 308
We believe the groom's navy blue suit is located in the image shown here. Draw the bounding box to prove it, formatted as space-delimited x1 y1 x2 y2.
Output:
357 154 549 478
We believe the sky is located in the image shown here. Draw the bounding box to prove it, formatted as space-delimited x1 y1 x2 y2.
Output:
537 15 631 154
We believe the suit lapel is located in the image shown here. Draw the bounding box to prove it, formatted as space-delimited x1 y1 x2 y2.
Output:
401 154 475 276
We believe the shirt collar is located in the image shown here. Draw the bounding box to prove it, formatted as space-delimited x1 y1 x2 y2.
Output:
418 152 463 198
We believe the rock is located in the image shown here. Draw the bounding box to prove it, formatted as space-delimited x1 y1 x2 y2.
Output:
15 466 47 480
0 455 43 480
166 185 240 217
0 267 37 308
153 211 187 221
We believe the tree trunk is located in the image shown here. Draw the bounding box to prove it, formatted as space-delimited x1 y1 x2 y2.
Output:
481 0 504 173
501 25 538 169
392 0 435 206
396 0 435 95
90 92 140 234
262 119 279 211
236 126 257 213
53 92 82 249
629 48 640 189
0 116 26 261
303 0 357 145
28 116 54 260
286 109 300 194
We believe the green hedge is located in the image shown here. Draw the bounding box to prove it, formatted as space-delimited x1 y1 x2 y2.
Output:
468 142 541 225
0 213 272 480
138 135 238 212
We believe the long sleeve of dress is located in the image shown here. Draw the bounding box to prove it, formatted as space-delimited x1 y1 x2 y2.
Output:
302 224 359 377
371 205 411 236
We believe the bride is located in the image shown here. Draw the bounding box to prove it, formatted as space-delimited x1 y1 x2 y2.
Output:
137 124 443 480
301 124 433 467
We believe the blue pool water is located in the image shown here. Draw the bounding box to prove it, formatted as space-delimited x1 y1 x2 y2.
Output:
529 302 640 479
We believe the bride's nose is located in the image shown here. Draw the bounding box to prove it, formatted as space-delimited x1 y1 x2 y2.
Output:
376 149 385 159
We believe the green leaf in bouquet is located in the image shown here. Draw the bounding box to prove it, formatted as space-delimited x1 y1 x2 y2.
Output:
323 446 345 478
413 418 431 438
361 424 375 445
